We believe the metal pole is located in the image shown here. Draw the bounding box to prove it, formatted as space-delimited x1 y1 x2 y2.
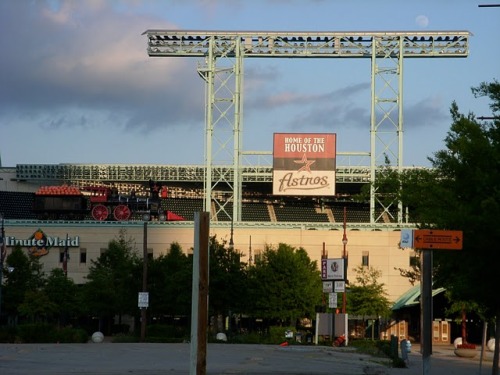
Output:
140 222 148 342
0 214 4 322
421 250 433 375
342 207 348 314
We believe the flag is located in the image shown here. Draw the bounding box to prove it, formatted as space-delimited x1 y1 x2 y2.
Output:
0 218 6 264
167 211 185 221
62 234 69 276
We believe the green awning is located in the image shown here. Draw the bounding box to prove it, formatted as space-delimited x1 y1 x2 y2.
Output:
392 284 446 311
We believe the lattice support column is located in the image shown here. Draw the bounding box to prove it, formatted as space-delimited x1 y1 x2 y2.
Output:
198 37 243 222
370 36 404 224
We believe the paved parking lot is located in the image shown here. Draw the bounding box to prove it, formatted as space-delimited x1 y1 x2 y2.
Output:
0 342 496 375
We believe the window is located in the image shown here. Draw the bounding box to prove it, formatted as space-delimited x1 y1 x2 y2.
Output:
80 248 87 264
362 251 369 267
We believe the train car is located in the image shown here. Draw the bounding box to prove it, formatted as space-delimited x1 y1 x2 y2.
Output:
33 184 184 222
33 185 89 220
83 185 164 221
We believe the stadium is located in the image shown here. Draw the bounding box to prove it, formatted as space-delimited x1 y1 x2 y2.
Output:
0 29 473 343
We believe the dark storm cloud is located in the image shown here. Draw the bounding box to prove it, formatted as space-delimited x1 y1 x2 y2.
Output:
0 1 204 134
404 97 449 130
246 82 370 129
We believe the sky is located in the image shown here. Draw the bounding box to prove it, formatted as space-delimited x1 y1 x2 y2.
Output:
0 0 498 168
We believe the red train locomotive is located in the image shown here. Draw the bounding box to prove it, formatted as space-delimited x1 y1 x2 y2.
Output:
33 182 183 222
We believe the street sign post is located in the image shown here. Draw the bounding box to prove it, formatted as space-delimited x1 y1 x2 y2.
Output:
416 228 463 375
321 258 345 280
414 229 463 250
138 292 149 308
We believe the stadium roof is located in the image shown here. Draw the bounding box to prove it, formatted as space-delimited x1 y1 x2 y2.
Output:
392 284 446 311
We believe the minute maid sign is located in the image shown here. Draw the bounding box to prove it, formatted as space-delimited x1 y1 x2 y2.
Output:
5 229 80 257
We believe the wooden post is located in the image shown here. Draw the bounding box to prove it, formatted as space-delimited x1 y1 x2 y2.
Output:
190 212 210 375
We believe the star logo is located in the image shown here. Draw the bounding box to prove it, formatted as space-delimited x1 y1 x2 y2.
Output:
294 154 316 173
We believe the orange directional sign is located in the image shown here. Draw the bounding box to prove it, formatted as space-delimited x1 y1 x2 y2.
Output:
413 229 463 250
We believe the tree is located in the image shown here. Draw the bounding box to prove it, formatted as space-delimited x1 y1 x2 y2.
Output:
208 235 248 332
347 266 391 338
385 80 500 374
148 242 192 318
247 243 322 326
82 229 141 333
2 245 45 324
44 268 81 326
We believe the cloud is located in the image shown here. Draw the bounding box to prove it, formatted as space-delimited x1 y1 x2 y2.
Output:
405 96 449 130
0 1 204 135
245 82 370 129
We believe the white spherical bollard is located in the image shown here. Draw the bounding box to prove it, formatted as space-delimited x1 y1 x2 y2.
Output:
91 331 104 343
216 332 227 342
487 338 496 352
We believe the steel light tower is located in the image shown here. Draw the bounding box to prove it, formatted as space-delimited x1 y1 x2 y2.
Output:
143 29 470 225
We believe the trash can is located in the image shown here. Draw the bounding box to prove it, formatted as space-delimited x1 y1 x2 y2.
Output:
295 332 302 343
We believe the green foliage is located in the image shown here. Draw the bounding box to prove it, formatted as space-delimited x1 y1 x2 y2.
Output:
0 326 17 343
351 339 406 368
247 243 322 323
227 331 263 344
44 268 82 325
54 326 88 343
18 290 58 322
146 324 189 342
3 245 45 319
268 326 294 344
347 266 392 318
148 242 192 317
209 235 248 318
15 323 88 343
83 229 141 322
377 80 500 321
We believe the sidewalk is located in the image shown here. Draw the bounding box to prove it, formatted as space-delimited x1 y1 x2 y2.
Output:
0 342 497 375
389 344 497 375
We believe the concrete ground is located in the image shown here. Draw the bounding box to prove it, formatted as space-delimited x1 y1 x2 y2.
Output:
0 342 497 375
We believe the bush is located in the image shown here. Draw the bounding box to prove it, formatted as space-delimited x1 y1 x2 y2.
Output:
16 324 89 343
146 324 189 342
17 323 55 343
350 339 406 368
226 332 263 344
112 333 138 343
268 326 294 344
55 327 88 343
0 326 18 343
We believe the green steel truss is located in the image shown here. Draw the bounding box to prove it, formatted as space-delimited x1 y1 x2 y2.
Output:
15 164 370 184
143 29 469 224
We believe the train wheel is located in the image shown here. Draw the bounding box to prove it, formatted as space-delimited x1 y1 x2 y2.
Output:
158 212 167 221
92 204 109 221
114 205 131 221
142 213 151 222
